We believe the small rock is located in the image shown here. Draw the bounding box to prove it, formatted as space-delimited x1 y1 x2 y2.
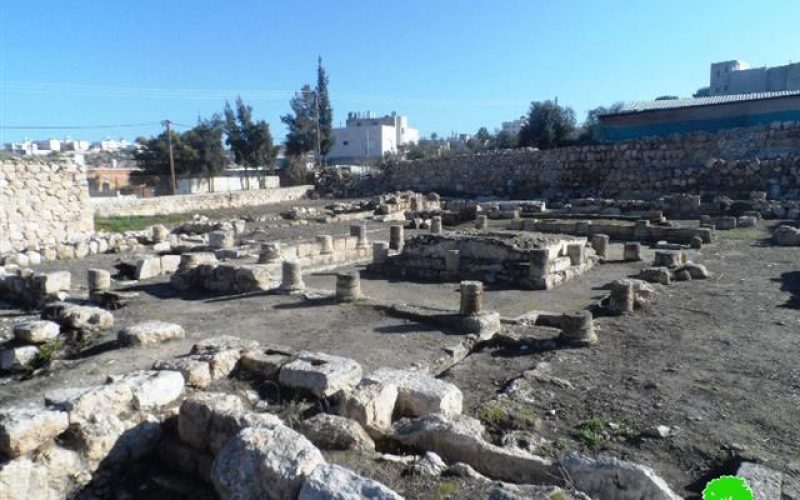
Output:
0 346 39 371
298 463 403 500
13 321 60 345
279 352 363 398
118 321 186 347
298 413 375 452
0 407 69 457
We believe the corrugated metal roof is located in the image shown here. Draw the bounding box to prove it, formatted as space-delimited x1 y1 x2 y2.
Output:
605 90 800 115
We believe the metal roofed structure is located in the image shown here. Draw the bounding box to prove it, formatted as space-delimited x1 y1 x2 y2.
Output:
595 91 800 141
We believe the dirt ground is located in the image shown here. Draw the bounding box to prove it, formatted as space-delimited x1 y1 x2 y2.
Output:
2 203 799 498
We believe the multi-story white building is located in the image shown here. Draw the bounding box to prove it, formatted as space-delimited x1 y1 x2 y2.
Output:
328 111 419 163
97 138 130 152
709 60 800 96
35 139 62 152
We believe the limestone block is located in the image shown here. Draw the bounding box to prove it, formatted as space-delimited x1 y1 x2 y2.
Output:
211 425 325 500
298 413 375 451
34 271 71 294
118 320 186 347
639 267 671 285
159 254 181 274
13 320 60 344
365 368 462 418
680 262 710 279
208 230 235 249
154 357 212 388
240 347 294 380
391 413 556 484
737 462 783 500
0 408 69 457
562 452 681 500
0 444 88 500
41 302 114 331
108 370 185 411
135 255 163 280
279 352 363 398
715 216 737 230
0 346 39 371
299 464 402 500
339 379 399 436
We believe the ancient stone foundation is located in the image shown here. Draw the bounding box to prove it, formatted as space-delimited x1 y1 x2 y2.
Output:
378 231 597 290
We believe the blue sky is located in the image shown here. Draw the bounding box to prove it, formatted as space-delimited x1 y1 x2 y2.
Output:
1 0 798 144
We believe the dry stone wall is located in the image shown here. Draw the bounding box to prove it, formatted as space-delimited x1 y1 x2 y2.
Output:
0 159 94 254
92 185 314 217
373 122 800 200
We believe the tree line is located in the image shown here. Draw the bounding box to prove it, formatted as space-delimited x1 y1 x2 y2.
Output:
135 58 333 186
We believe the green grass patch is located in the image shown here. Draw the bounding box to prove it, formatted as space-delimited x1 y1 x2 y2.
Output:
95 214 189 233
715 226 769 241
433 481 461 500
476 400 540 434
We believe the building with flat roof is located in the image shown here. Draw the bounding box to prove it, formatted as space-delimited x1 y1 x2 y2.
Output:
709 59 800 96
328 111 419 163
596 90 800 141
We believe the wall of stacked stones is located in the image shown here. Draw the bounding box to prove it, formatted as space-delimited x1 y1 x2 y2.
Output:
377 122 800 200
0 160 94 254
92 184 314 217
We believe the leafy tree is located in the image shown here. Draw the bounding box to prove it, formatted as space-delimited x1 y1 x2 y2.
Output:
579 102 624 142
282 84 319 157
316 57 333 163
223 97 278 176
494 129 518 149
467 127 493 152
134 117 226 178
282 155 311 186
693 86 712 98
518 100 577 149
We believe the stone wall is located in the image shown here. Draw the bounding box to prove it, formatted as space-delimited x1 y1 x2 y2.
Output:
368 122 800 200
91 185 314 217
0 159 94 254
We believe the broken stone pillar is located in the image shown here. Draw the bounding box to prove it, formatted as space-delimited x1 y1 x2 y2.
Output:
567 244 586 266
208 230 235 249
559 310 598 346
689 236 703 249
351 225 369 248
608 281 635 315
475 215 488 230
335 272 363 301
529 248 552 279
151 224 170 243
87 269 111 295
372 241 390 265
459 281 483 316
430 216 443 234
715 216 737 230
623 242 642 261
633 220 651 240
590 234 609 258
316 235 334 255
87 269 111 302
257 243 282 264
445 250 460 273
389 225 405 251
279 258 304 292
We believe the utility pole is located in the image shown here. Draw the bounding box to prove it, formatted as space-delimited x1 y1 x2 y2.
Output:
162 120 177 195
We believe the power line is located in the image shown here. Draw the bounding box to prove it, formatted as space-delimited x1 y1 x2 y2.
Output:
0 122 161 130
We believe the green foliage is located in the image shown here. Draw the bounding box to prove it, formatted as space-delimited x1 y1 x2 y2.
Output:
33 339 63 369
518 100 577 149
95 214 189 232
580 102 624 143
317 57 333 161
573 418 606 445
135 116 226 176
702 476 753 500
282 84 319 157
282 155 311 186
694 86 712 98
433 481 461 500
224 97 277 172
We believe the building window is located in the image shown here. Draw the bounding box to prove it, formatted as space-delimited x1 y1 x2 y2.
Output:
343 141 349 146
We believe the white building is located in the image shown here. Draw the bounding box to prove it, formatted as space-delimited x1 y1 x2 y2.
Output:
501 116 526 135
709 59 800 96
328 111 419 163
97 138 130 152
35 139 62 152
